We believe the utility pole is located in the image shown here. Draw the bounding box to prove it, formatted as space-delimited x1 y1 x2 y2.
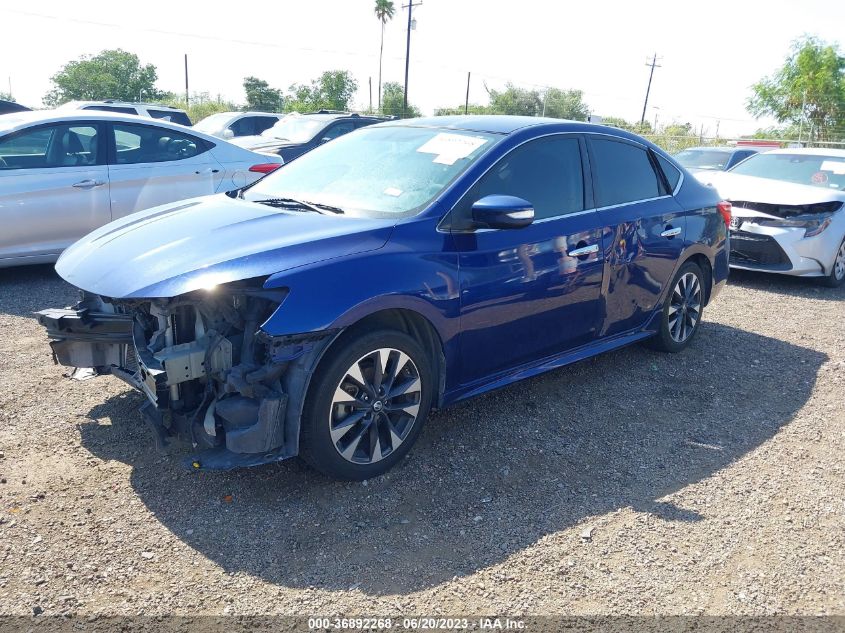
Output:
401 0 421 118
465 72 471 115
640 53 661 124
184 54 189 106
369 77 373 113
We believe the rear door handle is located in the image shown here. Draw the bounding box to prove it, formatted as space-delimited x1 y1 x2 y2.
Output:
72 179 105 189
660 227 682 238
567 243 599 257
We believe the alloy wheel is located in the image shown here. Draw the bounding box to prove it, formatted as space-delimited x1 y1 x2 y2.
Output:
835 240 845 281
668 272 702 343
329 348 422 464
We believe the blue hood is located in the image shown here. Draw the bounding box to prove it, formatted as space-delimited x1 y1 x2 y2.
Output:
56 195 394 298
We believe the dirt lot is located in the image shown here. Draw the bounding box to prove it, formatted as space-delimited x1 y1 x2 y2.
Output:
0 265 843 618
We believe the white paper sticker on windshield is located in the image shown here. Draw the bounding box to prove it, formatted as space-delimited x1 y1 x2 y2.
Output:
383 187 403 197
820 160 845 175
417 133 488 165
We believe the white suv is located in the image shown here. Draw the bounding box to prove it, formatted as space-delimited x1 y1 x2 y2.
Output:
58 101 192 126
193 112 287 140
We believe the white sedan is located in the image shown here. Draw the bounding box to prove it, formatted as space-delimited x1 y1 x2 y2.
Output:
0 110 282 267
696 148 845 287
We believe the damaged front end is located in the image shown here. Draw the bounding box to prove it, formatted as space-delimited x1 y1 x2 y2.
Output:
38 281 333 470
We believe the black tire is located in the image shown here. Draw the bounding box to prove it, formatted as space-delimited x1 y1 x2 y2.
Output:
300 329 434 480
819 237 845 288
646 260 705 353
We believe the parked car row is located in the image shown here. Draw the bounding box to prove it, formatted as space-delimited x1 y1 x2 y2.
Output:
4 106 842 481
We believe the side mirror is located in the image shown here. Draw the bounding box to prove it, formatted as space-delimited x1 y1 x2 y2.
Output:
222 129 235 140
471 195 534 230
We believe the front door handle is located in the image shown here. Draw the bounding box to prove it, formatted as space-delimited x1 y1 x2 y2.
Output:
72 179 105 189
567 243 599 257
660 227 682 238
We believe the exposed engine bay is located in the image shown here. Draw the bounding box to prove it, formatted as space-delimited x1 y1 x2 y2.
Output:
37 281 333 469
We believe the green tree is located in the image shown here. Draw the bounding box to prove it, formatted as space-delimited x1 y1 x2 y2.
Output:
44 49 161 106
747 36 845 141
381 82 420 117
374 0 396 112
285 70 359 112
601 116 653 134
541 88 590 121
487 83 543 116
434 104 491 116
0 92 15 102
243 76 283 112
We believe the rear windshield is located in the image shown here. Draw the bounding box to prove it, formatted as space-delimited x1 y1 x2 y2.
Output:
674 149 732 170
729 153 845 190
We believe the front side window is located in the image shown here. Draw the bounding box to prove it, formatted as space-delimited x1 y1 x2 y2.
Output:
468 136 585 221
730 153 845 189
112 123 206 164
245 126 497 218
590 138 661 207
229 117 256 137
0 124 100 170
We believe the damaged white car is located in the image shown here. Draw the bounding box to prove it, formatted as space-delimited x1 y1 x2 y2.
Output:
697 148 845 287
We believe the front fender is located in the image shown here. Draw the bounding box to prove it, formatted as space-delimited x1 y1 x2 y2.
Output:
260 219 461 349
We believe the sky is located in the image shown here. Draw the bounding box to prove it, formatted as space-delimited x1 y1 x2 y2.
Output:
1 0 844 137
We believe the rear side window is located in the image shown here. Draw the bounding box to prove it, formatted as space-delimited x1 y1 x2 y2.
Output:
84 105 137 115
471 135 585 221
0 124 101 169
590 137 661 207
655 153 681 191
148 109 192 127
112 123 207 164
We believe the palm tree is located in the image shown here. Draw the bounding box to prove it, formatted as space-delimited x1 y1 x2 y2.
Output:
374 0 396 112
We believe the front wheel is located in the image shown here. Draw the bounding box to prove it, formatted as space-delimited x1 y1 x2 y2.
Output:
820 237 845 288
300 330 434 480
646 261 705 353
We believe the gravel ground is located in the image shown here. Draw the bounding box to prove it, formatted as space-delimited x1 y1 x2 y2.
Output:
0 265 843 618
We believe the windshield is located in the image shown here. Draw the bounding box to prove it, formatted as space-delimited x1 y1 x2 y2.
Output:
194 113 233 133
260 117 327 142
730 153 845 190
674 149 732 170
245 125 498 217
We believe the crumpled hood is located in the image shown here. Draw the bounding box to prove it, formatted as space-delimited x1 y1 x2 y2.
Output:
695 171 845 207
56 195 394 299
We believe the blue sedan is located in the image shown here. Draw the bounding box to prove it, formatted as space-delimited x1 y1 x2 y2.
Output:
38 116 730 480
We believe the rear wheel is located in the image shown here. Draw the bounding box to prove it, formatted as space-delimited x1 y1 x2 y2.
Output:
646 261 704 353
300 330 434 480
820 237 845 288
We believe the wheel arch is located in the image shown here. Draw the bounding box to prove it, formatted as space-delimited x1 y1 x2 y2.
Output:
325 307 448 408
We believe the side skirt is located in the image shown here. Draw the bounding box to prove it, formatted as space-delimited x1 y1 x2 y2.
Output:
443 325 658 406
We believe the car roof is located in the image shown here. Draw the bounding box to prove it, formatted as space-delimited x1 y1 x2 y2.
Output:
763 147 845 158
375 115 663 145
0 109 209 138
57 101 187 114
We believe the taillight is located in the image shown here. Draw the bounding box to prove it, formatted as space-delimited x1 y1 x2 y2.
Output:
249 163 281 174
717 201 732 227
